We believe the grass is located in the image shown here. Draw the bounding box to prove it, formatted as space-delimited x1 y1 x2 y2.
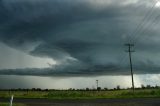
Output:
119 89 160 98
1 89 160 99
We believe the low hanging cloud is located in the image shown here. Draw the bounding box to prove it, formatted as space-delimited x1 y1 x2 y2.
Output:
0 0 160 76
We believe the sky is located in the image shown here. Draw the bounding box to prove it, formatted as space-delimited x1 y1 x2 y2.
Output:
0 0 160 89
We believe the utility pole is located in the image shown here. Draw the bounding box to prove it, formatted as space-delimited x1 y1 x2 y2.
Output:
96 80 98 89
125 43 135 92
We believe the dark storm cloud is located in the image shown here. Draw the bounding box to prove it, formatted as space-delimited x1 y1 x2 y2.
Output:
0 0 160 76
0 65 127 76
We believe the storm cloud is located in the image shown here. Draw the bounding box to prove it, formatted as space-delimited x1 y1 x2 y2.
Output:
0 0 160 76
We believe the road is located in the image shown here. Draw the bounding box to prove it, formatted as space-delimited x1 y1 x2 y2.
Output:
1 98 160 106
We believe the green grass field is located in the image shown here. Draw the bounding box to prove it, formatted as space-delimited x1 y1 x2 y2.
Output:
1 89 160 99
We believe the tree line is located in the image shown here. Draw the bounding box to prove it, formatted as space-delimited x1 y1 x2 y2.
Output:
0 84 159 91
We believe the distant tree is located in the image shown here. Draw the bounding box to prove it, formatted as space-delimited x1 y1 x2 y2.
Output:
32 88 36 91
97 87 101 91
18 88 22 91
37 88 42 91
72 88 75 91
104 88 108 91
116 85 121 90
155 85 159 89
26 89 29 94
141 84 145 89
68 88 73 91
146 85 151 89
86 88 90 91
45 89 49 91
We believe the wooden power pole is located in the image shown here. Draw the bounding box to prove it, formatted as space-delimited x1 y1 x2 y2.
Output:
96 80 99 89
125 43 135 92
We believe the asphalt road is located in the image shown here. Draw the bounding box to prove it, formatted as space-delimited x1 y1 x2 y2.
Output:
1 98 160 106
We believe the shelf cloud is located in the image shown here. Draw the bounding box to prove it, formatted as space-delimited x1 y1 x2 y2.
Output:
0 0 160 76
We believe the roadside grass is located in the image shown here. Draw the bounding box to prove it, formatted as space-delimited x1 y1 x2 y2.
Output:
45 90 125 99
119 89 160 98
1 89 160 99
0 91 48 99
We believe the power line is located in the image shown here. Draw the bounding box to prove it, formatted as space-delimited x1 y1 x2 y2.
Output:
106 1 159 75
128 1 158 43
133 10 160 45
119 1 158 70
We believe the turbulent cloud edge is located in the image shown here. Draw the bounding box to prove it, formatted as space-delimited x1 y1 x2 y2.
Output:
0 65 160 76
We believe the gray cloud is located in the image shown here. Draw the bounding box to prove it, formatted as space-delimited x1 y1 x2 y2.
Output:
0 0 160 76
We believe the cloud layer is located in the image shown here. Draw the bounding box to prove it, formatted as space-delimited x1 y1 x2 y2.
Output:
0 0 160 76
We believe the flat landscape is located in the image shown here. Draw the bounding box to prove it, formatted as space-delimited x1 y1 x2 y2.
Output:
1 89 160 106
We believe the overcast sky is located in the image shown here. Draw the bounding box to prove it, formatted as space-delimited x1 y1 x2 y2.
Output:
0 0 160 89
